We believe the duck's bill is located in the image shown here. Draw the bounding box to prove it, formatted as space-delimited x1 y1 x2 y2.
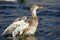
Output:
38 6 43 9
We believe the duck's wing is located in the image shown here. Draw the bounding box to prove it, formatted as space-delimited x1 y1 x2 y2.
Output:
2 16 27 36
12 20 29 36
2 21 22 36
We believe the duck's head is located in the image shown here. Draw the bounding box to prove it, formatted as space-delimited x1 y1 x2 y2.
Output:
30 5 43 11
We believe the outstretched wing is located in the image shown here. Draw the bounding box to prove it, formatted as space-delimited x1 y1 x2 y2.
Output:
2 16 28 36
2 21 21 36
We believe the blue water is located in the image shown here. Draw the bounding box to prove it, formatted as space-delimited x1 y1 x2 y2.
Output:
0 1 60 40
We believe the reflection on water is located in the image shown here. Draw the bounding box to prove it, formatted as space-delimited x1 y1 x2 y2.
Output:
22 35 38 40
14 35 37 40
1 35 38 40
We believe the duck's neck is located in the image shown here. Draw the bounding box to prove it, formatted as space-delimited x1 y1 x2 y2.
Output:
30 10 38 27
31 10 37 17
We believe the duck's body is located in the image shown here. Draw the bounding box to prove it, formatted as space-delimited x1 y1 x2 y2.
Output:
23 17 38 35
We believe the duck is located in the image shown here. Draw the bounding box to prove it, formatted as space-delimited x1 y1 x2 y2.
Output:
2 5 43 36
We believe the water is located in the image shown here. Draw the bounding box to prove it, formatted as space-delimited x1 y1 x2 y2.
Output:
0 1 60 40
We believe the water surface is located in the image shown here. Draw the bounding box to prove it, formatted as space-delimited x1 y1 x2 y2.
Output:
0 1 60 40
